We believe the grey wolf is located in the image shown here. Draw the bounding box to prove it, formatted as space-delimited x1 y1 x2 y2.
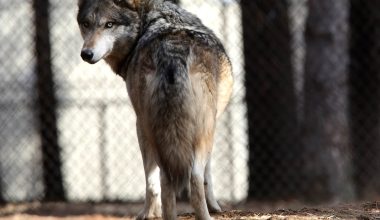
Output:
77 0 233 219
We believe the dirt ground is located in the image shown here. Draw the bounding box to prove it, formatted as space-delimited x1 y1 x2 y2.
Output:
0 201 379 219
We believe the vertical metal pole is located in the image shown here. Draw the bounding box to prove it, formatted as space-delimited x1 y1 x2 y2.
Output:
221 0 236 202
33 0 65 201
99 103 109 200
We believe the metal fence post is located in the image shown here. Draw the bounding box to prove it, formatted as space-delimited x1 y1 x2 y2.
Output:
33 0 65 201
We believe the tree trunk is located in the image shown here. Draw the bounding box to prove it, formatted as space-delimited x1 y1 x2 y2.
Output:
349 0 380 199
242 0 301 200
302 0 354 202
33 0 65 201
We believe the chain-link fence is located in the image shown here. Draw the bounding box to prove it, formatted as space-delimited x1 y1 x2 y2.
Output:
0 0 380 207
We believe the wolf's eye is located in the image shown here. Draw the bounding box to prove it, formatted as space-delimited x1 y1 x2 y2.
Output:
81 22 89 28
105 22 114 28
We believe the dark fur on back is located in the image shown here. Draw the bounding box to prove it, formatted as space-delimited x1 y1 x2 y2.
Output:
119 0 226 77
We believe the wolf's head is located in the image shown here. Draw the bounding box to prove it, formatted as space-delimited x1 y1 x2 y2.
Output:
77 0 150 69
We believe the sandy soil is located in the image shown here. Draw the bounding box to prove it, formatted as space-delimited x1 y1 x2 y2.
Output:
0 201 379 219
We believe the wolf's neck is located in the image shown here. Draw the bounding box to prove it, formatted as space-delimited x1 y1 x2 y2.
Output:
104 56 119 74
105 54 128 77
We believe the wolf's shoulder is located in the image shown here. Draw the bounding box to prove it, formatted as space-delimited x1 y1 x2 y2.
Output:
137 1 225 53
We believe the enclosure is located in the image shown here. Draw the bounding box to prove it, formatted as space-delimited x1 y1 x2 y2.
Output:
0 0 380 219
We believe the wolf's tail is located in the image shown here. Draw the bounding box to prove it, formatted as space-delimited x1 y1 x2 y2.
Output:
147 43 195 192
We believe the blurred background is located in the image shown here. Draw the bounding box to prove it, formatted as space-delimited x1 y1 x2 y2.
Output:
0 0 379 209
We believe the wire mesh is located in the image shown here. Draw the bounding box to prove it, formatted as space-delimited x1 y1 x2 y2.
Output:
0 0 379 206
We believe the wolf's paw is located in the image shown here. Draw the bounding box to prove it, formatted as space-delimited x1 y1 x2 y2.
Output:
207 201 222 213
136 205 162 220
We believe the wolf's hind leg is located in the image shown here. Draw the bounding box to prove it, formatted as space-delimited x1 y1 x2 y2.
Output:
190 158 212 220
204 159 221 213
136 122 162 220
161 172 177 220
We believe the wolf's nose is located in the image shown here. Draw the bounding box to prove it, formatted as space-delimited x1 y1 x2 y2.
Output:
81 49 94 61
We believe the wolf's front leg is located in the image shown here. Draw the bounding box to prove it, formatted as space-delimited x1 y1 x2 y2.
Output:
136 123 162 220
138 165 161 220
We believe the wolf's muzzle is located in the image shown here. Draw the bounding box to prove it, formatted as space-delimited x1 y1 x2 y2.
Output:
81 49 94 63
